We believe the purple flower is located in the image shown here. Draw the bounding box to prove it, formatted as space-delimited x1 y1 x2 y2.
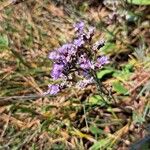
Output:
74 21 85 32
47 21 110 96
58 43 77 57
47 84 60 95
96 56 109 67
51 63 64 80
76 77 94 88
80 60 94 70
49 51 60 60
58 44 70 54
73 37 85 47
68 46 77 56
78 55 94 70
85 27 95 40
49 44 75 64
62 43 74 50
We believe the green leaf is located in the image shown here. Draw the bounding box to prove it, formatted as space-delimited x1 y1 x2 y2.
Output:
0 35 9 50
124 64 133 72
97 68 114 79
88 95 106 106
100 42 116 53
89 125 103 135
127 0 150 5
90 138 111 150
112 82 128 95
112 64 133 81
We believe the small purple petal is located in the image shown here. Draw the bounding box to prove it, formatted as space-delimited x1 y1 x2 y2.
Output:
78 56 94 70
96 56 109 67
57 46 68 54
49 51 60 60
85 27 95 40
76 77 94 88
62 43 73 50
58 43 76 56
73 38 85 47
48 84 60 95
51 63 64 80
74 21 85 32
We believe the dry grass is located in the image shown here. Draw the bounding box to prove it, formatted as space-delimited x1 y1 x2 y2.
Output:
0 0 150 149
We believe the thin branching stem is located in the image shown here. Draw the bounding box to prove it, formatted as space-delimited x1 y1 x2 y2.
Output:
91 70 116 104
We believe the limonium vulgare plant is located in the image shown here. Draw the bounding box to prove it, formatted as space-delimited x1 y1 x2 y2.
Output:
46 21 114 103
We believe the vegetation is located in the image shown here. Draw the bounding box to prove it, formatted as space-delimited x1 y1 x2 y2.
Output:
0 0 150 149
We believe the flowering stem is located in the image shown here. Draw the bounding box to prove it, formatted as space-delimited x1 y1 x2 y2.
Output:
91 71 109 104
91 70 116 104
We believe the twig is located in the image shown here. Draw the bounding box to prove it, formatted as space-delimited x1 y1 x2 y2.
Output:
0 94 50 106
128 74 150 94
0 112 11 139
91 70 116 104
83 105 89 131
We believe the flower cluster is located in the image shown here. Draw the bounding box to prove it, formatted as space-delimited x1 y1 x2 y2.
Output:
46 21 109 95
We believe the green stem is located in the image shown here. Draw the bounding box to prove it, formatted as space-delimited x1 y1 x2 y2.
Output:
91 70 116 104
91 71 109 104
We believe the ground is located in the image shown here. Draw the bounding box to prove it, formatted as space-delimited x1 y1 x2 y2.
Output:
0 0 150 150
